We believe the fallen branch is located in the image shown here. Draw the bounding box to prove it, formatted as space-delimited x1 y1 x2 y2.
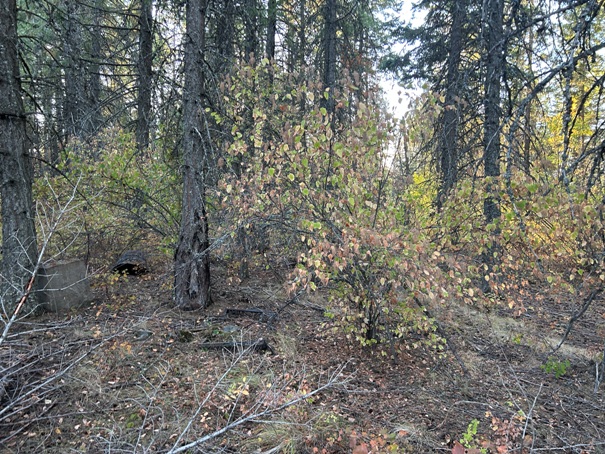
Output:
167 363 349 454
552 287 603 354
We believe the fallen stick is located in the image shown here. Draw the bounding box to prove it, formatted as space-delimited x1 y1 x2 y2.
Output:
200 338 273 353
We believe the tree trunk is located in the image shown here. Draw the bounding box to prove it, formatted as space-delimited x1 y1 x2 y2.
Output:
437 0 466 208
296 0 306 71
215 0 235 73
0 0 38 311
62 0 86 139
174 0 212 311
136 0 154 154
243 0 259 63
62 0 102 141
87 0 103 139
482 0 504 268
522 27 534 175
322 0 337 114
266 0 277 60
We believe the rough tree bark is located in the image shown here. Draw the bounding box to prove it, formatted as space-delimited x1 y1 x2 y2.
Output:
88 0 103 137
215 0 235 73
266 0 277 60
62 0 86 139
62 0 102 140
136 0 154 154
284 0 306 72
322 0 337 114
0 0 38 310
437 0 466 209
482 0 504 269
243 0 259 62
174 0 212 310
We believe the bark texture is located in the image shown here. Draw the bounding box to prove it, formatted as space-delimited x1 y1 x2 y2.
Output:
437 0 466 208
243 0 259 62
265 0 277 60
483 0 503 224
482 0 504 267
0 0 38 310
174 0 212 310
62 0 101 140
136 0 154 153
322 0 337 114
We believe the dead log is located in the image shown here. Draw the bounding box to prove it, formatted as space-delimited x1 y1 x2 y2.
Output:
112 250 148 275
200 338 273 353
226 308 277 322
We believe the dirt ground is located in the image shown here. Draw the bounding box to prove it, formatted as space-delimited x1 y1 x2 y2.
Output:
2 255 605 453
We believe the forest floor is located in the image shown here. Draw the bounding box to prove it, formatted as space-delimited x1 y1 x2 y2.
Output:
2 252 605 453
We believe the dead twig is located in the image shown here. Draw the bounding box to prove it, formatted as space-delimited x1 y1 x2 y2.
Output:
166 362 350 454
552 287 603 354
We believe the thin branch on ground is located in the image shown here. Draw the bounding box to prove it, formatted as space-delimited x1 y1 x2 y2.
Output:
552 287 603 354
166 360 351 454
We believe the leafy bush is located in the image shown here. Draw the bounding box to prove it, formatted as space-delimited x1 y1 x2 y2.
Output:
214 61 447 349
34 128 181 265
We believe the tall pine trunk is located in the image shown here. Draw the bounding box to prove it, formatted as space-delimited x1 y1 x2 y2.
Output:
437 0 466 208
322 0 337 114
0 0 38 311
482 0 504 272
62 0 85 139
266 0 277 60
174 0 212 310
136 0 154 154
243 0 259 62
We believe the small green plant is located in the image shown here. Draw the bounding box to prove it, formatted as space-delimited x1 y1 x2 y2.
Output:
460 419 487 453
125 411 141 429
511 332 524 344
541 356 570 378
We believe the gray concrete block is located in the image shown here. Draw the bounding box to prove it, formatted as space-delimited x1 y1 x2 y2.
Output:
38 259 93 313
